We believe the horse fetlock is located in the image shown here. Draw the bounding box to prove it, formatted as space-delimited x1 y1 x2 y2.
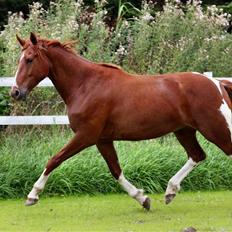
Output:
166 181 180 195
130 188 143 198
137 188 144 195
164 181 180 204
26 185 42 202
132 189 148 205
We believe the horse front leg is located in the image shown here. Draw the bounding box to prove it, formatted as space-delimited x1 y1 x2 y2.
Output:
97 141 150 210
25 131 96 206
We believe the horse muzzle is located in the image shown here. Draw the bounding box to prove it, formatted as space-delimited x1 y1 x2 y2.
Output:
10 86 27 100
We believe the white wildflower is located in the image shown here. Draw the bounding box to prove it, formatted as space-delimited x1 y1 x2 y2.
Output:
141 12 154 22
76 0 83 8
115 44 127 57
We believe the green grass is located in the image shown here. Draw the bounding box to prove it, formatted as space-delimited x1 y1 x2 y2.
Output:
1 129 232 198
0 192 231 232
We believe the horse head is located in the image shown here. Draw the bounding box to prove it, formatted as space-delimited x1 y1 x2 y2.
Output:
11 32 50 100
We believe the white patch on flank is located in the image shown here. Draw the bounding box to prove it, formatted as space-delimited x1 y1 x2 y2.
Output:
27 169 50 200
165 158 197 196
118 172 147 205
205 75 232 142
220 102 232 142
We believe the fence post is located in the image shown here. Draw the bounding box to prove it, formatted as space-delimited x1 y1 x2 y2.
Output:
203 71 213 78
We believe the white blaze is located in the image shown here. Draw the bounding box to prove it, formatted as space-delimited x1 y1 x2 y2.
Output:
14 52 25 87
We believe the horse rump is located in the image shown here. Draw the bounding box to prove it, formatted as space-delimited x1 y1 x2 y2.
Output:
220 80 232 101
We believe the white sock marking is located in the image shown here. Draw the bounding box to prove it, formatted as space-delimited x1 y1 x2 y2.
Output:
166 158 197 195
118 172 147 205
27 169 49 200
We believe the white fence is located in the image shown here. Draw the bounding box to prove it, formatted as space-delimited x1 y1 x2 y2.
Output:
0 72 232 125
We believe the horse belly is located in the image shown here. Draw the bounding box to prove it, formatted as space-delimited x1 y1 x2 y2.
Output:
102 104 183 141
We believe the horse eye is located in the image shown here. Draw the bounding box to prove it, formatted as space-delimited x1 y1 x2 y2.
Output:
26 58 33 64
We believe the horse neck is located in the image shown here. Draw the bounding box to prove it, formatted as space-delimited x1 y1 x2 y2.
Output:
47 47 95 105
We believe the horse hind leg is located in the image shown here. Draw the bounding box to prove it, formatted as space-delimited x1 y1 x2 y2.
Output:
197 109 232 158
165 127 206 204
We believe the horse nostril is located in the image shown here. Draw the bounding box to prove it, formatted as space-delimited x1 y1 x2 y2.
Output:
10 87 22 100
15 89 20 98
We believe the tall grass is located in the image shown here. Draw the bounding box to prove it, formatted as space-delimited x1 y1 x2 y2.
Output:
0 128 232 199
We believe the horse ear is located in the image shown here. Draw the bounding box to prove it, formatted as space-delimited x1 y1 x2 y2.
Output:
30 32 38 45
16 34 25 47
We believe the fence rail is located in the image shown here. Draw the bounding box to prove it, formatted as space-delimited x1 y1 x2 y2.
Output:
0 116 69 125
0 77 53 87
0 72 232 125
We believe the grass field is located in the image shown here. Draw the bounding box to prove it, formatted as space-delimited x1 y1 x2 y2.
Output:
0 191 231 232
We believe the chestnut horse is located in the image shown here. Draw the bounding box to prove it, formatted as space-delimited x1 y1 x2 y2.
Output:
11 33 232 210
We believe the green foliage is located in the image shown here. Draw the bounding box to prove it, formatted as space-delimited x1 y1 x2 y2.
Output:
0 89 10 115
0 129 232 198
220 2 232 15
125 2 232 75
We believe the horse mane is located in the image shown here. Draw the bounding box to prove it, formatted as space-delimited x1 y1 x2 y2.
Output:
38 38 77 55
37 37 122 70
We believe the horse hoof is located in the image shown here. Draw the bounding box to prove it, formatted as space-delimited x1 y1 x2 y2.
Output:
25 198 38 206
165 194 176 204
142 197 151 211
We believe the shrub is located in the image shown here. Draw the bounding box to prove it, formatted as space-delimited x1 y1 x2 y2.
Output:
124 1 232 75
